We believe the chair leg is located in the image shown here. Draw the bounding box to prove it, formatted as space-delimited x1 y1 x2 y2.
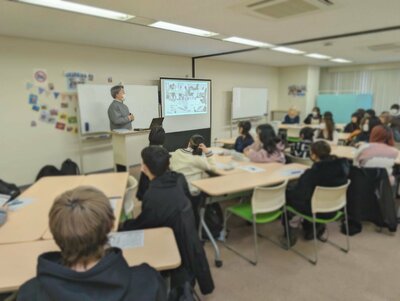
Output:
283 207 291 250
223 213 258 266
344 206 350 253
252 219 258 265
311 216 318 265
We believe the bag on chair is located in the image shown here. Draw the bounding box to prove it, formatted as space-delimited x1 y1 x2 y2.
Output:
202 203 224 239
0 179 21 201
35 165 63 181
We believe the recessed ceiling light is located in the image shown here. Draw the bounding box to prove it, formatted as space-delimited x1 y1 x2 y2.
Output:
14 0 134 21
149 21 218 37
223 37 273 48
271 46 305 54
330 58 352 63
305 53 331 60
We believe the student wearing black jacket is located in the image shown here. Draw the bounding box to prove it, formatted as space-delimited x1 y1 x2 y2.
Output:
18 187 166 301
283 141 349 246
303 107 322 125
122 146 214 296
136 126 166 201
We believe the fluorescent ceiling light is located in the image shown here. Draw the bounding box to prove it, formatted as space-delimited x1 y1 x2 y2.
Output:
331 58 352 63
305 53 331 60
150 21 218 37
223 36 273 48
15 0 134 21
271 46 305 54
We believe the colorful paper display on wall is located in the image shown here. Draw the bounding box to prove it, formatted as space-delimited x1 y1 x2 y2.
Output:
288 85 307 97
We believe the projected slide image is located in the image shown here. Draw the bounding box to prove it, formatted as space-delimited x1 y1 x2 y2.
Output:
164 81 208 116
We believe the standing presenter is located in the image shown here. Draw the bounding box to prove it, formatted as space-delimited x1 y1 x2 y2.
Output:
108 85 134 130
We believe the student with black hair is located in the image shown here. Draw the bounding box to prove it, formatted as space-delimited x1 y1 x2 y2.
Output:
170 134 215 194
244 124 285 163
122 146 214 296
281 141 349 247
136 127 166 201
390 104 400 141
234 121 254 153
290 127 314 158
303 107 322 125
344 113 360 133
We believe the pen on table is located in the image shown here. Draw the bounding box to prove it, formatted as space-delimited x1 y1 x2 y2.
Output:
109 196 122 199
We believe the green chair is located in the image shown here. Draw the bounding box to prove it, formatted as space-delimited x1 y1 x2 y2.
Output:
286 180 351 265
223 180 289 265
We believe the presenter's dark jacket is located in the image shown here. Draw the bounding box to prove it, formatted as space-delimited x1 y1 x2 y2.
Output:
17 248 166 301
234 134 254 153
122 171 215 295
282 115 300 124
108 99 132 130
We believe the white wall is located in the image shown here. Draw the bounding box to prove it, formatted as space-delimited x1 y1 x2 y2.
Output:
277 66 320 120
0 36 279 186
196 59 279 141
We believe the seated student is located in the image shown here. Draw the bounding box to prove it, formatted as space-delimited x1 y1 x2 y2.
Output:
18 186 166 301
355 108 366 120
282 141 349 246
389 104 400 142
244 123 285 163
234 121 254 153
136 126 166 201
379 111 391 126
353 116 382 144
365 109 382 129
122 146 214 296
282 107 300 124
344 113 360 133
354 125 398 184
315 112 338 144
303 107 322 125
290 127 314 158
169 134 216 192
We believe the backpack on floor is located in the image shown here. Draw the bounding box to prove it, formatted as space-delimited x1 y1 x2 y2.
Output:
35 165 63 182
202 203 224 239
61 159 80 175
0 179 21 201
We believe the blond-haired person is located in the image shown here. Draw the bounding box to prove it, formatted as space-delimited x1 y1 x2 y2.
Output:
17 186 166 301
282 107 300 124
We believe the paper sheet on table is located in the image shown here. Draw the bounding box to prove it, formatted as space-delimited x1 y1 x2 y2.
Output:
108 230 144 249
7 198 34 211
216 163 235 171
238 165 265 173
280 169 305 177
0 194 10 207
109 198 118 212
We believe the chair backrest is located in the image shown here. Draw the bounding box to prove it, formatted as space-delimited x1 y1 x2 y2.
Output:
286 127 301 138
251 180 288 215
286 153 313 167
175 168 204 195
311 180 351 214
123 176 138 214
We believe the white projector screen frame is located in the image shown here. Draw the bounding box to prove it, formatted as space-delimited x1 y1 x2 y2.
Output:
160 77 211 133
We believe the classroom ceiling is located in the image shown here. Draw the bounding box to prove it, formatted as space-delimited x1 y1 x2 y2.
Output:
0 0 400 67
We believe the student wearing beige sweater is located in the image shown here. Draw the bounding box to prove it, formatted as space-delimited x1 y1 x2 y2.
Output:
170 134 216 194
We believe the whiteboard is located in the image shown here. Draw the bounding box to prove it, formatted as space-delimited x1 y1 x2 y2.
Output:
232 87 268 119
77 84 159 135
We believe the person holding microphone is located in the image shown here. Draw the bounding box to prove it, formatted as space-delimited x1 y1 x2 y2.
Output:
108 85 134 130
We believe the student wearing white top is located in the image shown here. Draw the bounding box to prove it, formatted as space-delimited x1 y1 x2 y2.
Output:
170 134 216 194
